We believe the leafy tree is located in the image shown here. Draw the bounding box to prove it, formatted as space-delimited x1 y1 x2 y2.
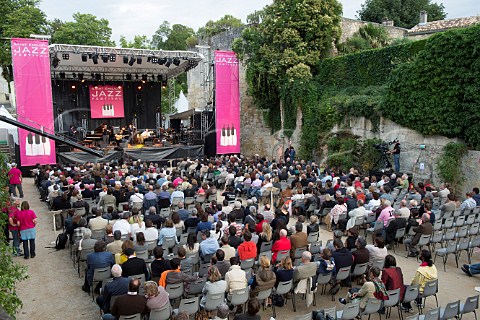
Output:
198 14 243 37
338 23 390 54
119 35 151 49
51 13 115 46
233 0 342 136
0 0 47 82
358 0 446 29
0 153 28 318
151 21 195 50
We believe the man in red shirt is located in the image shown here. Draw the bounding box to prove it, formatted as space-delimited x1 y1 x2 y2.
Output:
8 163 23 198
272 229 291 262
237 230 257 261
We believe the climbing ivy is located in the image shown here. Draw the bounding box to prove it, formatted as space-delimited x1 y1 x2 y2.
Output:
436 142 468 193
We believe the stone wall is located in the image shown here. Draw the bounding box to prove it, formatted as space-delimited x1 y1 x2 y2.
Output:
332 116 479 195
340 18 407 43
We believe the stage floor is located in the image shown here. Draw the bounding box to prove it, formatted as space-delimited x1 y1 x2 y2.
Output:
57 145 204 164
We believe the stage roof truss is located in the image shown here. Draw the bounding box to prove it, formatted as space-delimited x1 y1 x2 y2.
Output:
49 44 204 80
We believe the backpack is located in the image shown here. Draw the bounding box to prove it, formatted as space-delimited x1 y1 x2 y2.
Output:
273 294 285 307
55 233 68 250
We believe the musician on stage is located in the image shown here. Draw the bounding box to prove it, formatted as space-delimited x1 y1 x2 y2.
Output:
101 123 110 146
68 125 78 141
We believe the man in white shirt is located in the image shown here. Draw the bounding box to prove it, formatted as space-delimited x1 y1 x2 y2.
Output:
143 219 159 242
398 200 411 219
113 211 132 238
129 188 144 206
88 208 109 231
170 186 185 203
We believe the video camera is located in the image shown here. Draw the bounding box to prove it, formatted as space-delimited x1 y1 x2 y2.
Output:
374 139 399 153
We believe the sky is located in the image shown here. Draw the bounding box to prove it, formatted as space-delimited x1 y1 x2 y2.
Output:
39 0 480 44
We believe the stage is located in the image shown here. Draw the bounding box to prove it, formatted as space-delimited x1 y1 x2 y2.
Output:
57 145 204 164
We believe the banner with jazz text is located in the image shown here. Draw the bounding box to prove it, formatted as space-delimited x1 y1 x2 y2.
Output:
215 51 240 154
11 38 56 166
89 85 125 118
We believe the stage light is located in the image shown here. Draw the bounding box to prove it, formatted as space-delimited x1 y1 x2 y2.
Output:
161 80 167 88
95 73 101 80
52 54 60 68
173 58 180 66
151 57 158 64
109 54 116 62
128 56 135 66
62 53 69 60
91 73 95 79
165 58 172 68
142 74 147 83
59 72 65 79
147 57 151 63
72 73 77 78
118 86 122 89
135 74 139 80
136 57 142 64
126 74 132 81
81 53 88 62
137 85 142 90
158 58 166 65
78 73 84 82
123 55 129 64
101 55 109 63
71 85 76 89
92 53 99 64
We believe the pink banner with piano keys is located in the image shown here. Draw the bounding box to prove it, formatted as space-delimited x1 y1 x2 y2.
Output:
89 85 125 118
11 38 56 166
215 51 240 155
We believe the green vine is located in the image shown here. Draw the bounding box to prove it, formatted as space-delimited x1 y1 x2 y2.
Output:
436 142 468 193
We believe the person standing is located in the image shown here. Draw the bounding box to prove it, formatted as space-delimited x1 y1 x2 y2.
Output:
8 163 24 198
7 198 22 256
389 140 401 173
17 201 37 259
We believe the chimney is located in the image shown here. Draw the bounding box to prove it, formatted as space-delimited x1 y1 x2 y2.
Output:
382 19 394 27
419 10 428 26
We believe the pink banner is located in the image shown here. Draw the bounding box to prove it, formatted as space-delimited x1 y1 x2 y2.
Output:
11 38 56 166
215 51 240 154
89 85 125 118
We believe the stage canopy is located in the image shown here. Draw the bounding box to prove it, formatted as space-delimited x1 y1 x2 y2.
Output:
49 44 203 81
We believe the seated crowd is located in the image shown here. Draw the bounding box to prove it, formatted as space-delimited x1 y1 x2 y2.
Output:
29 156 480 319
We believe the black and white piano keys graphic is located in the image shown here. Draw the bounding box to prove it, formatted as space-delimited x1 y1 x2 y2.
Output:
220 124 237 146
26 133 51 156
102 104 115 117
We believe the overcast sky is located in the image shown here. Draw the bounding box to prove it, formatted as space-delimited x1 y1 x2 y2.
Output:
39 0 480 44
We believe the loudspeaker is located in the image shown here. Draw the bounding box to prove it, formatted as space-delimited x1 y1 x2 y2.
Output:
204 131 216 157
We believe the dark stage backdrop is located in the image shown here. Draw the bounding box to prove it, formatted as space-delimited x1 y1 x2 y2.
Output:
52 80 161 132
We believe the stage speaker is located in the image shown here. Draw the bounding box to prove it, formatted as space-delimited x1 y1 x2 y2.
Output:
170 119 181 132
204 131 216 157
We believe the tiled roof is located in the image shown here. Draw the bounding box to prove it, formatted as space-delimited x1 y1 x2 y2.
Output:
408 16 480 34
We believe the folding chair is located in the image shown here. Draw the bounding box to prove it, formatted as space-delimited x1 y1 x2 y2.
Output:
119 314 142 320
273 280 293 318
91 267 111 300
419 308 440 320
240 258 255 270
402 285 419 316
166 282 184 301
420 279 439 314
459 295 479 320
434 241 457 271
149 305 172 320
177 296 199 317
275 250 290 263
260 241 273 253
383 289 402 319
308 232 319 243
352 263 368 284
361 298 383 320
439 300 460 320
228 288 249 315
337 302 360 320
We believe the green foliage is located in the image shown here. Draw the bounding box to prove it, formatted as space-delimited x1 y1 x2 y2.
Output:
436 142 468 193
338 23 391 54
326 134 359 169
197 15 243 37
0 0 47 82
358 0 446 29
382 24 480 148
0 153 28 318
152 22 195 50
234 0 343 135
358 138 383 172
51 13 115 46
119 35 151 49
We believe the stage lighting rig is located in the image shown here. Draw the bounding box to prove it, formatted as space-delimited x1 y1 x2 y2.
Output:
62 53 69 60
173 58 180 66
128 56 135 66
92 53 99 64
109 54 116 62
81 53 88 62
51 54 60 68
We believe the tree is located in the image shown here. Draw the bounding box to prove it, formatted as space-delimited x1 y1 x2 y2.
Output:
0 0 47 82
151 21 195 50
233 0 343 135
338 23 391 54
51 13 115 46
358 0 446 29
119 35 151 49
197 14 243 37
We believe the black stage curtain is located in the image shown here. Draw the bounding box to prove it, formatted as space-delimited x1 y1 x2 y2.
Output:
52 80 160 132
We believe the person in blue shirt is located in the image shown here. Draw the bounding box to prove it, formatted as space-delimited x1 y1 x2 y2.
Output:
199 229 219 260
158 218 178 246
83 240 115 293
196 212 213 234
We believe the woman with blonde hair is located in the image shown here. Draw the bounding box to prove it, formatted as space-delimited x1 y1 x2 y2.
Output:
307 215 319 234
274 256 294 287
144 280 171 311
256 222 272 254
201 265 227 307
251 255 277 297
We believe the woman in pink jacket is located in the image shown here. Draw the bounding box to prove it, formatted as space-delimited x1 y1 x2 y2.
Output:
17 201 37 259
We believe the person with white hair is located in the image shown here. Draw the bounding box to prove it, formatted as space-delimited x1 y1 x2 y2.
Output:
293 251 316 283
271 229 291 262
405 213 433 257
398 200 411 219
96 264 129 314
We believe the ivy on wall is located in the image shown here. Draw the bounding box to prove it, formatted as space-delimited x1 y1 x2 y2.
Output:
437 142 468 193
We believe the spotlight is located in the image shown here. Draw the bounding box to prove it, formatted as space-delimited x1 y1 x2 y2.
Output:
72 73 77 78
161 79 167 88
71 85 76 89
52 54 60 68
62 53 69 60
126 74 132 81
101 55 109 63
136 57 142 64
129 56 135 66
141 74 147 83
158 58 166 65
95 73 101 80
151 57 158 64
92 53 99 64
79 73 85 83
147 57 151 63
91 73 95 79
157 75 162 81
137 85 142 90
81 53 88 62
165 58 172 68
59 72 65 79
173 58 180 66
123 55 129 64
135 74 139 80
109 54 116 62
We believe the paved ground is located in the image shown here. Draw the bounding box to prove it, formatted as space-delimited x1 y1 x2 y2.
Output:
14 178 480 320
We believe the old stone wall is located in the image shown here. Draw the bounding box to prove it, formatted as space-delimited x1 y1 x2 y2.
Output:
332 117 479 195
340 18 406 43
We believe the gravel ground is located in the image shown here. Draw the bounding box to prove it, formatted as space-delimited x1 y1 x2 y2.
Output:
14 178 480 320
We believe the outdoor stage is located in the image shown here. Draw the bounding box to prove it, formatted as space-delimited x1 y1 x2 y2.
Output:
57 144 204 164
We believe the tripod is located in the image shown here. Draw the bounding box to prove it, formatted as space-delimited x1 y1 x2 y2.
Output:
374 151 392 170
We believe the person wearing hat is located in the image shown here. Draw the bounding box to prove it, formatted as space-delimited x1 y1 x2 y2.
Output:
8 163 24 198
